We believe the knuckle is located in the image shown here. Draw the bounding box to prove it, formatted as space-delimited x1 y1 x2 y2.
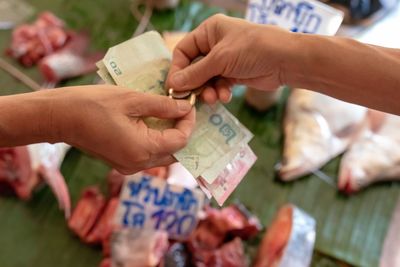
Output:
115 167 132 175
158 100 173 115
210 13 226 22
147 133 163 154
175 133 189 149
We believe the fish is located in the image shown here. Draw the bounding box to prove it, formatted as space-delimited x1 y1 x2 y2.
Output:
279 89 367 181
338 110 400 193
253 205 292 267
254 204 316 267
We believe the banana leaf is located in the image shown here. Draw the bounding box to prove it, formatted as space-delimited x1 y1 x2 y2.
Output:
0 0 399 266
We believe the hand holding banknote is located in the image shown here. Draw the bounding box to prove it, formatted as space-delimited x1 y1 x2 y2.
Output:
52 85 195 174
96 31 257 205
166 14 292 104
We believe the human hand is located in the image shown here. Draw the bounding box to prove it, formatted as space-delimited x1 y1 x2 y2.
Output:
50 85 195 174
166 14 296 104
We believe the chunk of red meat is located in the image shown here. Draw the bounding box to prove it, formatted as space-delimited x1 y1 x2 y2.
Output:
208 238 247 267
86 197 119 245
99 258 111 267
224 203 262 240
107 169 125 197
0 147 38 200
188 204 260 266
38 32 104 83
7 12 68 66
68 186 106 242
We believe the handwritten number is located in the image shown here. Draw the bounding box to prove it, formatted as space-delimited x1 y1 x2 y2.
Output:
178 215 195 236
151 209 164 230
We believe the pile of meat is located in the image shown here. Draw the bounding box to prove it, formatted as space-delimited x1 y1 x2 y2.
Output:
0 143 71 217
67 164 317 267
6 11 102 83
0 148 316 267
67 166 264 267
6 12 67 67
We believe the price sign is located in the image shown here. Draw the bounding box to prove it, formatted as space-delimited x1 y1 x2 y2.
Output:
114 173 205 240
246 0 344 35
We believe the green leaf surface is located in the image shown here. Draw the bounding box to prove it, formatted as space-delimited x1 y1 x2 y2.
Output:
0 1 398 267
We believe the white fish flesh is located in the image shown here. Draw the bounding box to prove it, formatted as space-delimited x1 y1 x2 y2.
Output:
279 89 367 181
339 111 400 193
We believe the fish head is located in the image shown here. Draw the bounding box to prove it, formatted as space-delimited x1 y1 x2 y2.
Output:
338 133 400 193
279 113 344 181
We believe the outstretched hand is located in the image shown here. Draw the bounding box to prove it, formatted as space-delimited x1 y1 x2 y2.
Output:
166 14 294 104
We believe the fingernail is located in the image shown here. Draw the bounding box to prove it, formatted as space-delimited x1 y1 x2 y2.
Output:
172 72 187 88
176 100 192 112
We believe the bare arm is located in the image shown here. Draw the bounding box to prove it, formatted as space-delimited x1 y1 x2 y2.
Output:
0 86 195 174
0 91 54 146
286 35 400 114
166 14 400 114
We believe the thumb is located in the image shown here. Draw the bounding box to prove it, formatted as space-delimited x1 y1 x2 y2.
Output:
130 94 193 119
167 52 221 91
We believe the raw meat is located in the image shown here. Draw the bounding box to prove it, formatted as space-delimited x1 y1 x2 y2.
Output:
87 197 119 245
0 143 71 218
0 146 37 199
7 11 68 66
68 186 106 242
39 32 103 83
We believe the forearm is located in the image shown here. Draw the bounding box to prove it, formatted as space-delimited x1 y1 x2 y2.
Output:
285 34 400 114
0 90 62 146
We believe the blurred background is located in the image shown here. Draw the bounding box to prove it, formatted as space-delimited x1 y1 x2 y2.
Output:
0 0 400 266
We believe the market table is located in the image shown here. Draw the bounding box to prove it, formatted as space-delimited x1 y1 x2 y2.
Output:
0 1 399 266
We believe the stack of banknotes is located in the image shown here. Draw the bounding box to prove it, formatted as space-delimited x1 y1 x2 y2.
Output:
96 31 257 205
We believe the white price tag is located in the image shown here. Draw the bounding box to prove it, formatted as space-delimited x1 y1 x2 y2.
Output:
114 173 205 240
246 0 344 35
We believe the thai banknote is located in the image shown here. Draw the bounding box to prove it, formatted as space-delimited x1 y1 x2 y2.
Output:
198 144 257 206
97 31 256 204
99 31 173 130
174 103 253 179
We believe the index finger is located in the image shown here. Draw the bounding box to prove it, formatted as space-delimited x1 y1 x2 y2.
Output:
166 22 212 87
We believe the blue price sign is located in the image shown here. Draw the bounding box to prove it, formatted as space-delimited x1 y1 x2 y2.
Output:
246 0 344 35
114 173 205 240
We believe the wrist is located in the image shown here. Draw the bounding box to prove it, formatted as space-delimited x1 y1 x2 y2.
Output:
46 88 81 145
0 90 61 146
280 32 311 88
